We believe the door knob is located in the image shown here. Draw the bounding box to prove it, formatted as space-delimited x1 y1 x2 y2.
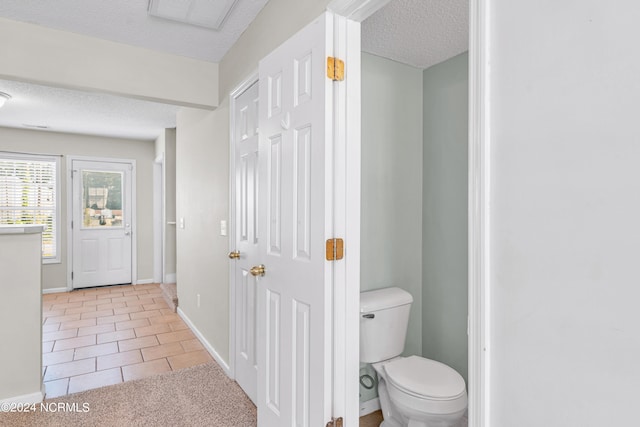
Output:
250 265 266 277
228 250 241 259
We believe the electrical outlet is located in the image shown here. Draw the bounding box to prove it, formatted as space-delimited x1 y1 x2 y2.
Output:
197 293 200 308
179 217 185 229
220 220 227 236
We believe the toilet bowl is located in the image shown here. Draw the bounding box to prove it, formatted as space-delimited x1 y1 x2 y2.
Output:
375 356 467 427
360 287 467 427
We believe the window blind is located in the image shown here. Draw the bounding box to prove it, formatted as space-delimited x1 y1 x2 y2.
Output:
0 155 58 259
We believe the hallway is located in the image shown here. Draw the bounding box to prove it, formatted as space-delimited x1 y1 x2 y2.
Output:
41 283 212 398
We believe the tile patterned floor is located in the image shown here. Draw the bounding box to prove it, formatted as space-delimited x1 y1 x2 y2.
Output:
42 283 213 398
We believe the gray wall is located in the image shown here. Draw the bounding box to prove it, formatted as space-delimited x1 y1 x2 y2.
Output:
361 51 469 401
0 126 156 290
422 52 469 382
361 53 423 358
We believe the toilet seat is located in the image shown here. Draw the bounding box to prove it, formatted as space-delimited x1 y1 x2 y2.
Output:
385 356 466 400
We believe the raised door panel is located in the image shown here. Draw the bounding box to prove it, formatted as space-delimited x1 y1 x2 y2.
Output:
72 160 132 288
293 125 312 261
234 80 260 404
257 13 333 427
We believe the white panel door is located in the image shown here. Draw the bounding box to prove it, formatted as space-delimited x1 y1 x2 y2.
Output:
257 13 334 427
232 80 260 404
72 160 133 288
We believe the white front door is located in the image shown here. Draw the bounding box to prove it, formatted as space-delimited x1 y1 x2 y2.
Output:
257 12 335 427
71 159 133 288
232 79 260 404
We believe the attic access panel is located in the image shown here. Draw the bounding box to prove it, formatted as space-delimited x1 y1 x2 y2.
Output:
148 0 238 30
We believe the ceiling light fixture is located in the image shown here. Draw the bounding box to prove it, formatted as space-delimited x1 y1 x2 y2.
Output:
0 92 11 109
147 0 239 31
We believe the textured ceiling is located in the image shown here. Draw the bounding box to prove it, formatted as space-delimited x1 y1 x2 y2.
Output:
0 0 468 141
363 0 469 69
0 0 269 63
0 79 179 141
0 0 267 141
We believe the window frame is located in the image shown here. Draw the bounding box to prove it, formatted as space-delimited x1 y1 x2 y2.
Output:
0 153 61 264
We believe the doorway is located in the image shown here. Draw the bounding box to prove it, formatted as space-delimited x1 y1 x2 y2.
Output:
69 157 135 289
230 77 260 404
228 10 362 426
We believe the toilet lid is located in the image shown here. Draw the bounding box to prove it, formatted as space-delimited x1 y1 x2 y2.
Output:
385 356 466 400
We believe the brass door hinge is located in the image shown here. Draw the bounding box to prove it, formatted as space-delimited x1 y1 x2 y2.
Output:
327 57 345 81
326 238 344 261
326 416 344 427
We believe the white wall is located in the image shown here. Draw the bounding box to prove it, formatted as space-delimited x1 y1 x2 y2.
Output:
164 130 177 282
487 2 640 425
0 229 42 401
175 0 332 366
176 105 230 361
0 127 156 290
361 53 423 357
219 0 332 96
0 17 218 109
155 129 177 282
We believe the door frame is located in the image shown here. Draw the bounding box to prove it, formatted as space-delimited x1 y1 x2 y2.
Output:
153 153 164 284
227 11 363 423
327 0 489 424
227 1 490 424
326 10 362 424
66 155 138 290
468 1 490 426
228 71 260 381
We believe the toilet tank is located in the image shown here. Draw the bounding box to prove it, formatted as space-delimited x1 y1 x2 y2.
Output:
360 287 413 363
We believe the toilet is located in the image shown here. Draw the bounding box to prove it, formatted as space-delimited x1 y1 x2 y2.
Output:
360 287 467 427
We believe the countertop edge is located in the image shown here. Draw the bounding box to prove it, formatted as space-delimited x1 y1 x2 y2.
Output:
0 225 46 235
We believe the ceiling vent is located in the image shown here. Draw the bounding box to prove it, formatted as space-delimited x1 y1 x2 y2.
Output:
147 0 238 30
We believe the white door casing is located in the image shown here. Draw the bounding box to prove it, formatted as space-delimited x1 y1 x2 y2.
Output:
232 79 260 404
257 12 334 427
71 159 133 289
468 1 489 425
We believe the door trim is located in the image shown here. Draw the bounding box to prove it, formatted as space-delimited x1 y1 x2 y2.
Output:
66 155 138 290
227 8 365 424
153 154 164 284
330 13 362 425
329 0 490 424
468 0 490 426
228 71 259 381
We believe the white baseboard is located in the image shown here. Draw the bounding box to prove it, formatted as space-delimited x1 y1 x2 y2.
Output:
360 397 381 417
0 386 45 406
136 279 154 285
164 273 176 283
177 307 232 378
42 287 68 294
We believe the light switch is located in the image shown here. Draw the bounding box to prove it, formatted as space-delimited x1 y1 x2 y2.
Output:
179 217 185 229
220 220 227 236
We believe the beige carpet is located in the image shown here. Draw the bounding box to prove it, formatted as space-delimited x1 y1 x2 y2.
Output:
1 362 256 427
160 282 178 312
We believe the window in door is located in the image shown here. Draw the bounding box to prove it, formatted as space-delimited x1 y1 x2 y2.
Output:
81 170 124 228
